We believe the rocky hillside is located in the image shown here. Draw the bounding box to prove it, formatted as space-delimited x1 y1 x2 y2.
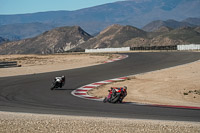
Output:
0 37 9 45
1 24 200 54
194 27 200 33
142 19 196 32
125 27 200 47
0 22 55 41
183 17 200 26
159 27 200 44
79 24 200 49
78 24 146 49
0 26 92 54
154 26 173 33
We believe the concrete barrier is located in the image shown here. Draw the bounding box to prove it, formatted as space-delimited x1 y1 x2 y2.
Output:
177 44 200 51
85 47 130 53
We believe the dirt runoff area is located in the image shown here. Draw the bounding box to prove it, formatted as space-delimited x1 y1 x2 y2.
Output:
0 111 199 133
0 53 118 77
89 60 200 107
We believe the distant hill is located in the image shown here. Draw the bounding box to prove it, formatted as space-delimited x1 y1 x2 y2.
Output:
182 17 200 26
0 0 199 35
0 26 92 54
154 26 173 33
194 26 200 33
159 27 200 44
0 22 55 41
1 25 200 54
0 37 9 45
125 26 200 47
78 24 146 49
142 19 196 32
79 24 200 49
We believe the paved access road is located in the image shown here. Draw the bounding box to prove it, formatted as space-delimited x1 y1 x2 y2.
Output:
0 52 200 122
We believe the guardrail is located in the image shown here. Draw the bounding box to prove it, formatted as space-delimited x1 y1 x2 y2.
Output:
85 46 178 52
0 61 21 68
131 45 177 51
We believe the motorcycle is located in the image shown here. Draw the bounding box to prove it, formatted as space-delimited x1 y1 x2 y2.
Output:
50 76 65 90
103 86 127 103
50 80 62 90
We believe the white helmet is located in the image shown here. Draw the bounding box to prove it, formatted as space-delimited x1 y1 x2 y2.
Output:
124 86 127 90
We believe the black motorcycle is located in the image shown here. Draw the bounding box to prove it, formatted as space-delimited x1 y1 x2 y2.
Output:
103 87 127 103
50 76 65 90
51 80 65 90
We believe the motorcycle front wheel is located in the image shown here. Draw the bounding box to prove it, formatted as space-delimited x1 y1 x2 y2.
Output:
103 97 107 103
111 93 120 103
50 82 55 90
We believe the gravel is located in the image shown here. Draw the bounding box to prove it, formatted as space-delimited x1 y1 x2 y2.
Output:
0 111 200 133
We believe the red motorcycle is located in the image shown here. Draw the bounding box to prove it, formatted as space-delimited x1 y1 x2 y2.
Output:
103 86 127 103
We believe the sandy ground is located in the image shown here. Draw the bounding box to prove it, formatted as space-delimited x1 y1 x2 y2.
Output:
0 111 200 133
0 53 118 77
89 60 200 107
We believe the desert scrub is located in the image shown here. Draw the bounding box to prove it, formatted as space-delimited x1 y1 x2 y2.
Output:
184 90 200 96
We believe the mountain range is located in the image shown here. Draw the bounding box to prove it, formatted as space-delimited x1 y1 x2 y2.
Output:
0 26 91 54
0 0 199 40
0 24 199 54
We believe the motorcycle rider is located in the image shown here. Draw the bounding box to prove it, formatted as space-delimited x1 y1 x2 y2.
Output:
110 86 127 103
120 86 127 102
54 75 65 88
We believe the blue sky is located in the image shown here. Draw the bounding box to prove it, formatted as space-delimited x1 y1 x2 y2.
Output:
0 0 123 15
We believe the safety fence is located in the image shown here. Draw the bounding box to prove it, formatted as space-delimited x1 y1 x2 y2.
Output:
82 44 200 53
0 61 21 68
131 45 177 51
130 44 200 51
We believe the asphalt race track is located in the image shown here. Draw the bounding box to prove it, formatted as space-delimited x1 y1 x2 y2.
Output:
0 52 200 122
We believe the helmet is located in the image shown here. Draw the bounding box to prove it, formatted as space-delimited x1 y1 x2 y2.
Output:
124 86 127 90
61 75 65 79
